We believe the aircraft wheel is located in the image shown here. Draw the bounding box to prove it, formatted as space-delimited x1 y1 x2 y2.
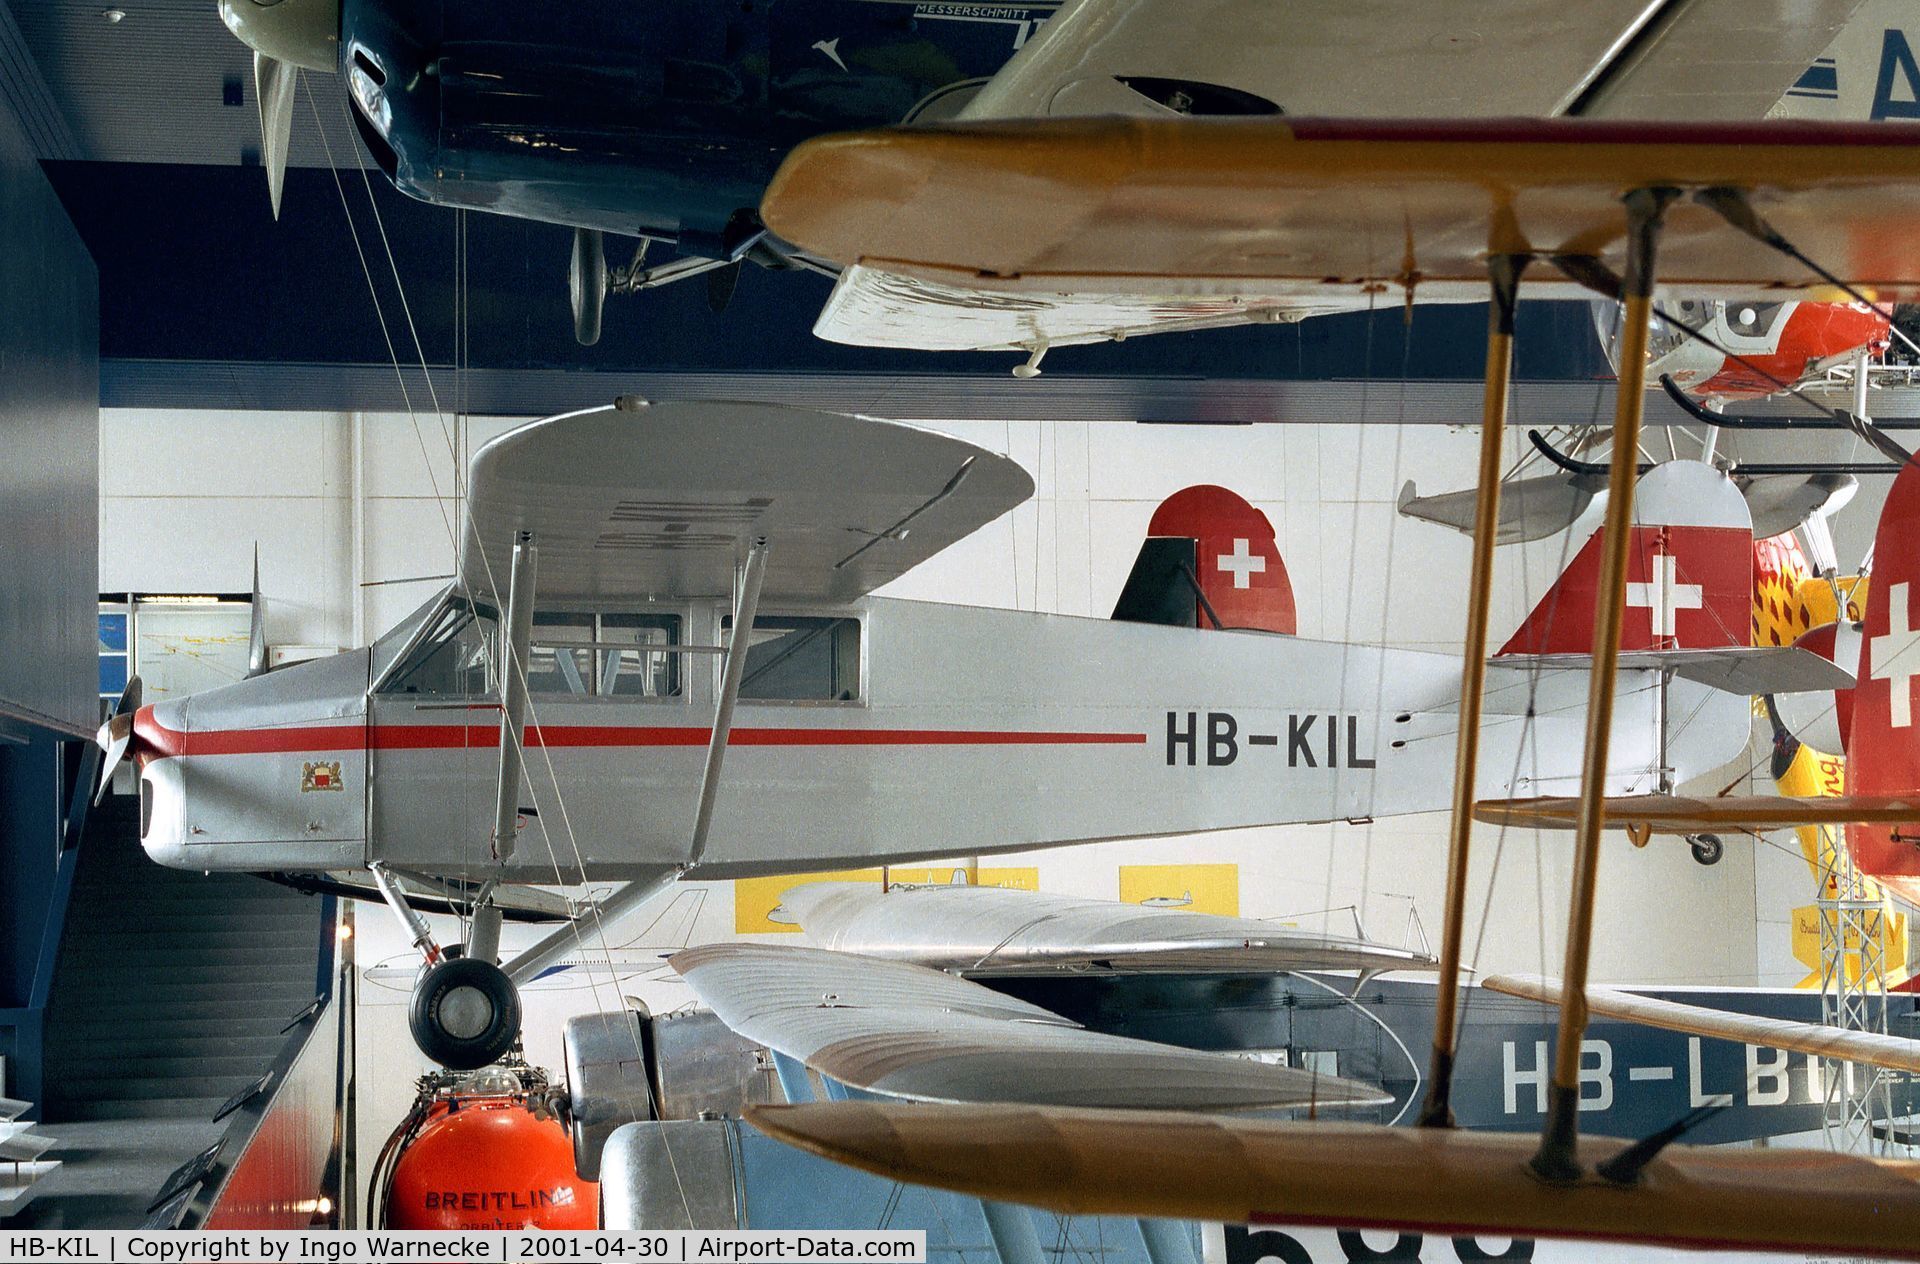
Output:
570 228 607 347
1688 834 1724 867
409 956 521 1070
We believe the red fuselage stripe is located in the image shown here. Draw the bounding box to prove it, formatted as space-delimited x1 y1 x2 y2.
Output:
131 709 1145 759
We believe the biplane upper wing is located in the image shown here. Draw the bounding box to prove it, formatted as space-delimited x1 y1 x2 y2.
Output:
1474 792 1920 834
1484 972 1920 1075
767 118 1920 315
778 881 1437 976
459 401 1033 606
670 943 1388 1111
795 0 1870 351
743 1101 1920 1258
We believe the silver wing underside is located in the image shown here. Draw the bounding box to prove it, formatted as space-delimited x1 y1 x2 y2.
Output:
778 881 1437 976
671 942 1389 1111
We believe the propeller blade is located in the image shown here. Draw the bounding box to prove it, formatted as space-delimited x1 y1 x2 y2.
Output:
93 677 142 806
706 260 743 314
255 52 297 219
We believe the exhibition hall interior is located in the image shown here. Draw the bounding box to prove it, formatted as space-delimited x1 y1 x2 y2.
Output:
11 0 1920 1258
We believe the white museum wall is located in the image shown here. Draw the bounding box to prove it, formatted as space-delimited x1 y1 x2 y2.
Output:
103 405 1858 1186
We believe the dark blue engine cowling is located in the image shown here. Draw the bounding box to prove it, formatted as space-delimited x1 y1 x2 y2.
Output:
340 0 1060 250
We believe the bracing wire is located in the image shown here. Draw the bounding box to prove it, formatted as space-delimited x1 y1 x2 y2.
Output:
306 75 697 1221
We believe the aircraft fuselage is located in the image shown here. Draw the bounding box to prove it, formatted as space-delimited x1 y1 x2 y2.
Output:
343 0 1062 246
129 588 1748 882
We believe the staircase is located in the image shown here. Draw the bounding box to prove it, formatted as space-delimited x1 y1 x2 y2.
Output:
39 796 326 1123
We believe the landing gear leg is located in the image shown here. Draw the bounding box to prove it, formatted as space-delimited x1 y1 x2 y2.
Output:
369 862 523 1069
571 228 608 347
1688 834 1725 867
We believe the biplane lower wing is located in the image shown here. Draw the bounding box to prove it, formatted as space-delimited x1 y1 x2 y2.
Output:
778 881 1437 976
1484 972 1920 1075
744 1101 1920 1259
1474 792 1920 834
671 943 1387 1111
1497 646 1856 695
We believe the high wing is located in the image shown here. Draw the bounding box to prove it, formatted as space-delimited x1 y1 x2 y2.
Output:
786 0 1869 352
670 943 1388 1111
459 401 1033 606
744 1101 1920 1259
1484 972 1920 1075
1475 792 1920 835
778 881 1437 976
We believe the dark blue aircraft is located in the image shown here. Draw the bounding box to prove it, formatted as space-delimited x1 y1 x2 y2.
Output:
221 0 1060 341
996 972 1920 1146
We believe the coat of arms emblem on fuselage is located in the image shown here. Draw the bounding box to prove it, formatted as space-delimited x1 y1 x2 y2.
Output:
301 760 345 792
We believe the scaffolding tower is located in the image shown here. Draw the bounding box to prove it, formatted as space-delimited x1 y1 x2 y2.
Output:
1814 821 1903 1153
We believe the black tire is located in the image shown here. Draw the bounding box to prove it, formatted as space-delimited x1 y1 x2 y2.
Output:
409 956 521 1070
1689 834 1724 867
570 228 607 347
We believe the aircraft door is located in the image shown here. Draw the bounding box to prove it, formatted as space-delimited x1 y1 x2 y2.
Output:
367 595 499 877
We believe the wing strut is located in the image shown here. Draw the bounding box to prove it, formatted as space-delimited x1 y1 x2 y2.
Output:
1419 252 1526 1128
490 530 539 865
692 536 770 865
470 528 537 967
1531 186 1677 1183
502 536 769 986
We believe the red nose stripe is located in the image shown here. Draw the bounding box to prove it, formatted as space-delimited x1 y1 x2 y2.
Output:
133 713 1146 759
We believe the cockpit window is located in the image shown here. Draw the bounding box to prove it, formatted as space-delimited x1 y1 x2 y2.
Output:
377 594 497 696
370 584 454 685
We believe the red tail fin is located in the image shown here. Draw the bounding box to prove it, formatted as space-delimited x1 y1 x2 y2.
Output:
1111 485 1296 634
1497 461 1752 656
1848 459 1920 885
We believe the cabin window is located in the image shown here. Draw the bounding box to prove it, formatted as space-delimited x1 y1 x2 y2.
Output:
600 614 683 697
528 612 682 698
528 613 595 695
380 598 497 696
722 615 861 702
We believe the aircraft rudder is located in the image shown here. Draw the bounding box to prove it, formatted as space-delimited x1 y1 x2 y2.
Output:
1112 484 1296 634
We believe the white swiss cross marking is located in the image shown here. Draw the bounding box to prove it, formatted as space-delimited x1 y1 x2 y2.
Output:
1216 538 1266 589
1625 550 1703 638
1871 581 1920 729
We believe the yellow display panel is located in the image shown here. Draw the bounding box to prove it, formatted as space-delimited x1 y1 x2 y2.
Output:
1118 864 1239 917
1775 742 1908 989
